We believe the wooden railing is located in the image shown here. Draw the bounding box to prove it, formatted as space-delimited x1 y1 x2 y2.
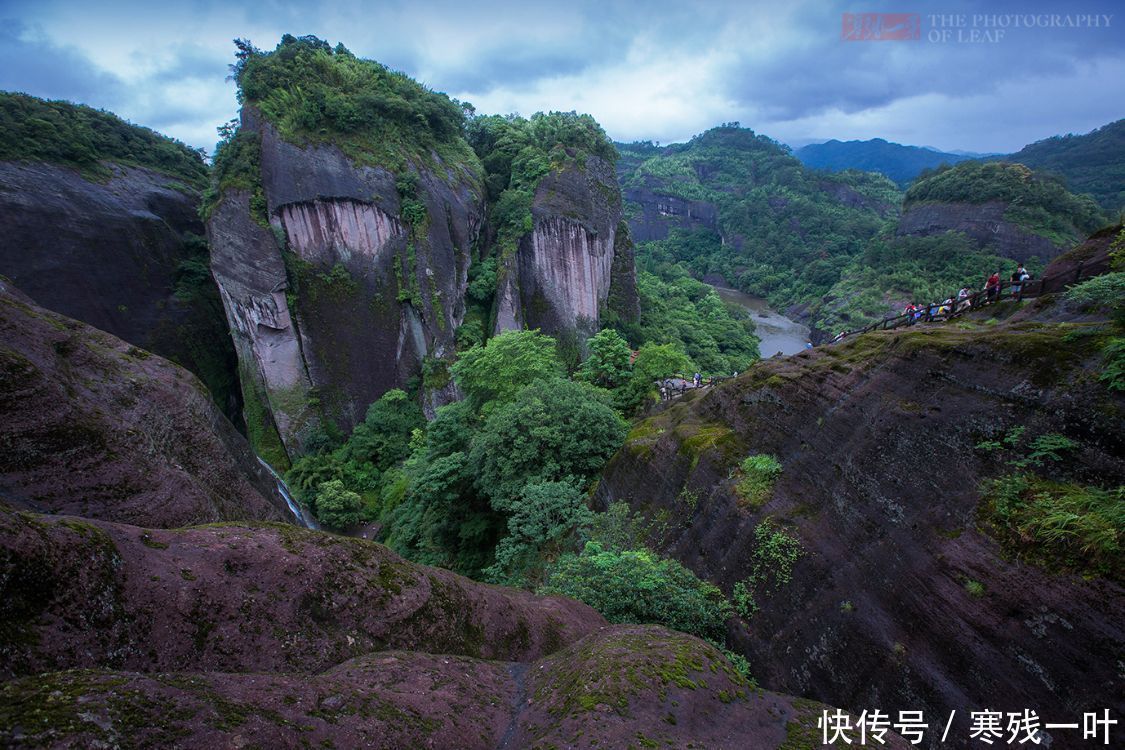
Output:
657 372 737 400
828 260 1093 343
653 258 1096 401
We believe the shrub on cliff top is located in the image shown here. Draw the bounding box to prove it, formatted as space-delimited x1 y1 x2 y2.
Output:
981 474 1123 581
0 91 207 185
466 111 617 255
232 35 478 174
1065 271 1125 325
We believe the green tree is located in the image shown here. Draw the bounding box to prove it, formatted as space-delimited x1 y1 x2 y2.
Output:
315 480 364 529
386 451 498 573
451 329 563 414
539 541 731 643
341 388 424 470
485 480 594 586
617 342 693 412
578 328 633 389
424 400 476 459
469 378 627 507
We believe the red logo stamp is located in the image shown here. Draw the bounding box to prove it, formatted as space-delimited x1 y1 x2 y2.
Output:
842 13 921 41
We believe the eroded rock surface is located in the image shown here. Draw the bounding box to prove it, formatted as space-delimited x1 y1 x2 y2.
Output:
0 161 242 420
0 624 900 750
0 280 287 528
598 319 1124 748
622 184 720 243
495 157 639 339
896 200 1063 261
0 507 603 679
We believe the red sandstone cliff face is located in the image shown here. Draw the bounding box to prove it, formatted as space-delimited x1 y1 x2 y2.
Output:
0 506 888 749
208 108 484 459
0 278 289 528
597 317 1124 749
494 156 639 340
0 161 242 422
0 622 896 750
0 507 603 679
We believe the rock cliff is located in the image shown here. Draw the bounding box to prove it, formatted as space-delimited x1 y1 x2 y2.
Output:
896 200 1063 261
0 161 242 421
208 109 483 462
0 277 289 528
623 184 720 243
896 160 1107 265
0 505 904 749
494 156 639 339
597 315 1124 748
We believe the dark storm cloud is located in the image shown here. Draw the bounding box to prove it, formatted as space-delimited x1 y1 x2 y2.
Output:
718 0 1122 121
0 0 1121 152
0 19 125 104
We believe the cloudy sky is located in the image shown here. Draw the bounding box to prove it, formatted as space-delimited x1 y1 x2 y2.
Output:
1 0 1122 154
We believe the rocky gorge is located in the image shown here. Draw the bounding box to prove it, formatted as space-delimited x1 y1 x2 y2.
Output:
0 32 1121 750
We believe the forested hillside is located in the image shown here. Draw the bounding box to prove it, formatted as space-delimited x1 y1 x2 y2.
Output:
0 92 207 185
905 160 1106 245
617 126 902 317
1003 119 1125 211
618 125 1114 336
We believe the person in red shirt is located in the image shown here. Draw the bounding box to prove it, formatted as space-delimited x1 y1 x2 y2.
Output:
985 271 1001 303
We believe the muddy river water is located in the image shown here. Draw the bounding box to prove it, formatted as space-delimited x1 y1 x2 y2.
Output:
710 285 811 357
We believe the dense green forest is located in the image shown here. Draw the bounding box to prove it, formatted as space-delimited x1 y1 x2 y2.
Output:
283 328 755 672
619 125 1115 334
1003 119 1125 211
0 91 207 186
810 232 1026 332
617 126 903 314
906 160 1107 246
795 160 1109 332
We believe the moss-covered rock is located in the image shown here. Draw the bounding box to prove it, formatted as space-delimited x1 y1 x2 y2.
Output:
0 280 289 528
0 506 604 679
0 626 909 750
597 312 1125 738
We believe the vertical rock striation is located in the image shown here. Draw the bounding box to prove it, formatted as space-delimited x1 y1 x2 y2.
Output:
208 109 483 463
494 155 638 340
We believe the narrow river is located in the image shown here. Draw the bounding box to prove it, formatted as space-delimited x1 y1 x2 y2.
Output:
710 285 811 357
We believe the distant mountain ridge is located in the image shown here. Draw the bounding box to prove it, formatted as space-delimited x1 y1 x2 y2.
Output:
795 138 973 186
1001 119 1125 210
794 121 1124 210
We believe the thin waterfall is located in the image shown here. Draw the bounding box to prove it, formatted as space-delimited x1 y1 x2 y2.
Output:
257 456 319 530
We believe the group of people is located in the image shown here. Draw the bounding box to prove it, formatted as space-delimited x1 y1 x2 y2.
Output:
657 372 711 401
830 265 1033 345
901 265 1032 325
